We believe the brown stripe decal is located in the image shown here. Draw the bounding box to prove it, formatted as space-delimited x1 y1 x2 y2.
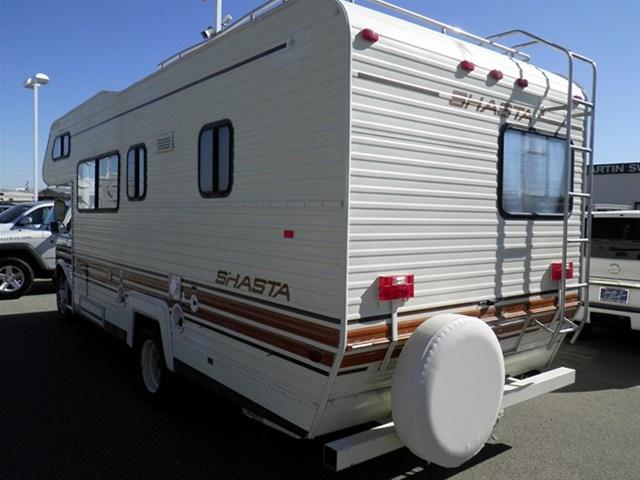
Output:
182 285 339 347
190 308 335 367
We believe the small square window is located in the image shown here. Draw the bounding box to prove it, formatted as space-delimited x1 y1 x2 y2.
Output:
52 132 71 160
499 128 572 218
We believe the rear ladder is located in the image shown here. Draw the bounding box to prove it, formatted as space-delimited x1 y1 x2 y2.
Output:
484 30 597 346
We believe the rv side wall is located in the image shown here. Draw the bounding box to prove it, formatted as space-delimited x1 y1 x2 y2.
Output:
44 0 353 435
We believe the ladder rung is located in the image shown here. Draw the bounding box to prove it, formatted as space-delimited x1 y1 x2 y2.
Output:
573 98 594 108
568 238 589 243
572 111 592 118
566 283 589 289
569 191 590 198
571 145 592 153
542 104 569 113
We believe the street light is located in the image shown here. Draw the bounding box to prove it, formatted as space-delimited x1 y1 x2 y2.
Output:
23 73 50 201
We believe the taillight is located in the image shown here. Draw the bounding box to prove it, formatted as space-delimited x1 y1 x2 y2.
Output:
378 275 415 301
551 262 574 281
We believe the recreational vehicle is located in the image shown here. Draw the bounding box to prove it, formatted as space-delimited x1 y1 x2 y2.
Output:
589 210 640 332
45 0 597 470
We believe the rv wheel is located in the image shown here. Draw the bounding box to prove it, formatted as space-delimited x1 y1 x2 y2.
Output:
56 270 73 321
0 257 34 300
138 326 172 400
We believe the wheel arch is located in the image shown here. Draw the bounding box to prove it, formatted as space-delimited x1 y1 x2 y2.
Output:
129 293 174 371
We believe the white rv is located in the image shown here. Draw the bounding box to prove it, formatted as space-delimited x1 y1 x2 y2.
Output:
44 0 596 470
589 210 640 331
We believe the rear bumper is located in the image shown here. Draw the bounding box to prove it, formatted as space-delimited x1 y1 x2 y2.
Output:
589 303 640 331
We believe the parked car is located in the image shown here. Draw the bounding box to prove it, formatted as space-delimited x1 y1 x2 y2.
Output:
0 201 54 231
0 202 70 299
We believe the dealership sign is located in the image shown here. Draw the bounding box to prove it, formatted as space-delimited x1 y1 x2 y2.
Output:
592 163 640 175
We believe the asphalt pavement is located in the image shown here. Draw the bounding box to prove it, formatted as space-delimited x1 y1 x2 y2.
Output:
1 286 639 480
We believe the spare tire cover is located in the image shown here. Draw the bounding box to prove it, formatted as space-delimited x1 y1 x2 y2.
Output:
391 314 504 468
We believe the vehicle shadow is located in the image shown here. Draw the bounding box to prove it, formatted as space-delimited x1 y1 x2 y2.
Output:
552 326 640 393
26 279 56 296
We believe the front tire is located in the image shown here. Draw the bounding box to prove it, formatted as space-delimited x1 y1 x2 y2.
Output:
0 257 34 300
138 326 172 401
56 270 73 321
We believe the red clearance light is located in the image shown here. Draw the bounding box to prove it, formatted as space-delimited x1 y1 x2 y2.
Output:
489 69 504 81
551 262 574 281
460 60 475 72
516 78 529 88
360 28 379 42
283 230 295 239
379 275 415 301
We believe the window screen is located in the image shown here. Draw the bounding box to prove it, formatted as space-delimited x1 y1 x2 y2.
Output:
127 145 147 200
198 121 233 197
77 153 119 211
500 128 570 217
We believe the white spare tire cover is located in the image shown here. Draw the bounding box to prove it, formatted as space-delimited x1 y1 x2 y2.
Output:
391 314 504 468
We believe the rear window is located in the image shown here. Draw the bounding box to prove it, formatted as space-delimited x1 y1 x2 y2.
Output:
592 217 640 260
499 128 571 218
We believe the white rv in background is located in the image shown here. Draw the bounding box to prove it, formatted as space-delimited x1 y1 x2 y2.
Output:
45 0 597 471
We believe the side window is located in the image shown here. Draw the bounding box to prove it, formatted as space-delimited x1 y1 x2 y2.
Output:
499 127 571 218
198 120 233 197
52 133 71 160
77 153 120 211
127 145 147 201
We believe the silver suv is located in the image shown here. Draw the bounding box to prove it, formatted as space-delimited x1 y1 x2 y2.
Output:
0 202 69 299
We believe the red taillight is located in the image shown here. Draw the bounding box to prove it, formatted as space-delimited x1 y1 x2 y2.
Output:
516 78 529 88
283 230 295 239
551 262 574 281
378 275 415 301
360 28 379 42
489 69 503 81
460 60 475 72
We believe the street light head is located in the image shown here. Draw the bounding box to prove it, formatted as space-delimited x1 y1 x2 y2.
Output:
34 73 50 84
23 73 50 89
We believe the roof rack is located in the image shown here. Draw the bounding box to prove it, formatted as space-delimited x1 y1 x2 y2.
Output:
347 0 531 62
159 0 534 69
158 0 290 69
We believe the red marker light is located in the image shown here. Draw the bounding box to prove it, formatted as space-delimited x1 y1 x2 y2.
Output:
489 69 504 81
516 78 529 88
460 60 475 72
378 275 415 301
551 262 574 281
360 28 379 42
283 230 295 239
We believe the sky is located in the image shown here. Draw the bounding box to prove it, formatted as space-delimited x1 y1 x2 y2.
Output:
0 0 639 190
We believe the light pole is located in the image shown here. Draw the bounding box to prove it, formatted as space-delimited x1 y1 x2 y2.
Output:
23 73 50 201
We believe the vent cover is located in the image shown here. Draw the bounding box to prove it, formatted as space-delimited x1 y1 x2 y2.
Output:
157 132 174 153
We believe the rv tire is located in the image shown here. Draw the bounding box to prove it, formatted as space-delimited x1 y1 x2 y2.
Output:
0 257 34 300
138 326 172 401
56 269 74 321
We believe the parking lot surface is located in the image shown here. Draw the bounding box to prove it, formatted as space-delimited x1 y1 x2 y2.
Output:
1 285 639 480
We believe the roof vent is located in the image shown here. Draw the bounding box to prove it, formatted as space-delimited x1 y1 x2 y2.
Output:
157 132 174 153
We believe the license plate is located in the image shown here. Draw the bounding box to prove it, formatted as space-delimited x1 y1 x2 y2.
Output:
599 287 629 304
